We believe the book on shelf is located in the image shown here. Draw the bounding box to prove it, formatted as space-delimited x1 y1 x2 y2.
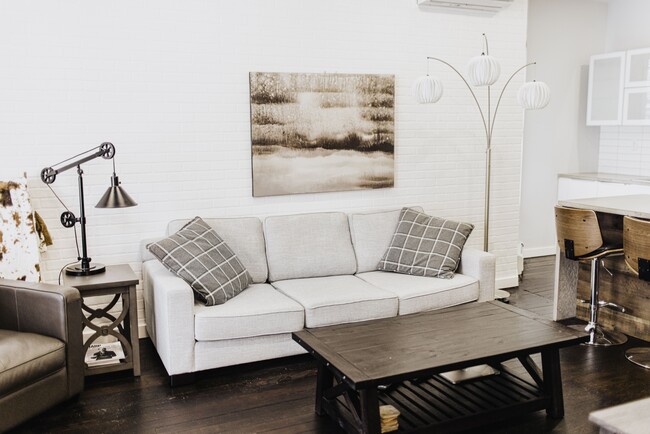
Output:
85 341 125 367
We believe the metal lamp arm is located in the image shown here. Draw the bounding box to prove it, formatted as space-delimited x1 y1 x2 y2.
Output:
489 62 536 148
426 56 490 143
41 142 115 184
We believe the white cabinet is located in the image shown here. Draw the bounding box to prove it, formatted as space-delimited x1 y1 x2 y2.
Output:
622 48 650 125
625 48 650 87
557 178 598 200
623 88 650 125
558 177 650 201
587 52 625 126
588 48 650 126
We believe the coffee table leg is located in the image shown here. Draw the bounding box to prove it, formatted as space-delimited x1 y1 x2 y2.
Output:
360 388 381 434
315 362 333 416
542 347 564 418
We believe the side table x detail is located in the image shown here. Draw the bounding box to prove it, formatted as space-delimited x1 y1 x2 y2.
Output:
63 264 141 376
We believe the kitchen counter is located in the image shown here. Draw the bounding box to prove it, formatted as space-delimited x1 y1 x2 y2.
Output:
558 172 650 185
554 194 650 340
557 194 650 219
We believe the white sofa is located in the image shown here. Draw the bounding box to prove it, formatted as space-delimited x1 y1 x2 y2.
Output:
141 207 496 384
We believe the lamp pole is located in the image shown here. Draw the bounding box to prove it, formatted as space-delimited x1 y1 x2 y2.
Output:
424 56 536 252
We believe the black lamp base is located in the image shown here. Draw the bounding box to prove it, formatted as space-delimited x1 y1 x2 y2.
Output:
65 263 106 276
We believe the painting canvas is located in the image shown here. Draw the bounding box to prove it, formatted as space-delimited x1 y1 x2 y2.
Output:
249 72 395 197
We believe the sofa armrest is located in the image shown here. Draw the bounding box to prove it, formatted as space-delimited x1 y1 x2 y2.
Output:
457 248 496 302
142 260 195 376
0 279 84 396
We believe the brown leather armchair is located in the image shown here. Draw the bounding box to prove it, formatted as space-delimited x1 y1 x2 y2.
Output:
0 279 84 432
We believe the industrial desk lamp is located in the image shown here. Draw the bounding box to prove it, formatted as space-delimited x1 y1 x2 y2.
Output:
414 33 550 300
41 142 137 276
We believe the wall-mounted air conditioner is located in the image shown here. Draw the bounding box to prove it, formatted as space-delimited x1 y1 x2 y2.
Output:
417 0 514 14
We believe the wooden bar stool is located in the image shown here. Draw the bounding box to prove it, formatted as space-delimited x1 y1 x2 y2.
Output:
623 215 650 369
555 206 627 346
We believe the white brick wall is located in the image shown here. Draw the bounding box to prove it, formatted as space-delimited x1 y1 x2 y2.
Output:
599 126 650 175
0 0 529 331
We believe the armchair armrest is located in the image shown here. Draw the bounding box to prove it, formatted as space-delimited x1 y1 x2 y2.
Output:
457 248 496 302
0 278 83 395
142 260 195 376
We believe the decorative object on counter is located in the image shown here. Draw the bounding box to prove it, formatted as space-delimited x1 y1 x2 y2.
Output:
413 34 549 250
41 142 137 276
414 33 549 301
0 176 41 282
623 216 650 369
555 206 627 346
249 72 395 197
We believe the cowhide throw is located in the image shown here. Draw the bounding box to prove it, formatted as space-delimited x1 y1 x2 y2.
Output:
0 177 41 282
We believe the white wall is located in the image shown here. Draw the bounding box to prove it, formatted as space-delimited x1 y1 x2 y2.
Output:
605 0 650 52
597 0 650 174
519 0 608 258
0 0 530 328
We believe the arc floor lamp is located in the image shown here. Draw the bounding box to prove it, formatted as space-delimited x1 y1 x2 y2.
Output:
414 33 550 299
41 142 137 276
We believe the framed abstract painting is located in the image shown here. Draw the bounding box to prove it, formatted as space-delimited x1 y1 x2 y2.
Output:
249 72 395 197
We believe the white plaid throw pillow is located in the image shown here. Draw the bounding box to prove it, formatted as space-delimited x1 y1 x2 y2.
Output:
377 208 474 279
147 217 251 306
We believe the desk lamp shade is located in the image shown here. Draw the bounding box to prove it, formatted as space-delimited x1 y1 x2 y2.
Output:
467 54 500 86
96 174 137 208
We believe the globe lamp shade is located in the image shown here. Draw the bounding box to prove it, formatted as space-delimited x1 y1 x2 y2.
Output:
467 54 500 86
517 81 550 109
413 75 443 104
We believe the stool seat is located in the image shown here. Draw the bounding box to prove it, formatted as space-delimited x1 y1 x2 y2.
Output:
578 245 623 260
555 206 627 346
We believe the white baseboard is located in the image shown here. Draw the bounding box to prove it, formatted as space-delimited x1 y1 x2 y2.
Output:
138 324 148 339
522 245 556 258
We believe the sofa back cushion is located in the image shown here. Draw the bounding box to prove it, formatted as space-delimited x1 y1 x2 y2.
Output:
166 217 268 283
349 206 423 273
264 212 357 281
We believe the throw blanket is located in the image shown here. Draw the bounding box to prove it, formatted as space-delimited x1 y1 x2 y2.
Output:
0 176 41 282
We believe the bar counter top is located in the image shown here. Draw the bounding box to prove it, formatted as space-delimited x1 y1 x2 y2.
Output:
558 172 650 186
558 194 650 219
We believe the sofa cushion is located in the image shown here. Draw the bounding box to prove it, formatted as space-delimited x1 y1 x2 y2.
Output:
0 329 65 397
271 275 398 328
265 212 357 281
356 271 479 315
167 217 268 283
194 283 305 341
378 208 474 279
148 217 252 306
349 206 423 273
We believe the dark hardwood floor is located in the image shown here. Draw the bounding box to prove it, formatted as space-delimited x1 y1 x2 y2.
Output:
11 257 650 433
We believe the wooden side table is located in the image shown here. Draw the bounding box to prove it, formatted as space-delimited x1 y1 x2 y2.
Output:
63 264 140 376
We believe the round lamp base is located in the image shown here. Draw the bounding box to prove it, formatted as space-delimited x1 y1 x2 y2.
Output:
65 263 106 276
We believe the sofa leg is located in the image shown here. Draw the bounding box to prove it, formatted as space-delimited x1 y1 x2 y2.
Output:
170 373 195 387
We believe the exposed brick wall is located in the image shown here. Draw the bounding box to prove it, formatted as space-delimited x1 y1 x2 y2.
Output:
0 0 529 332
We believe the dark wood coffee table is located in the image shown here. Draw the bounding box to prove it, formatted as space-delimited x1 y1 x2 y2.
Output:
293 301 587 433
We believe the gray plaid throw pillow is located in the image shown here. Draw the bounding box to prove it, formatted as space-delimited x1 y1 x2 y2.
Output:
377 208 474 279
147 217 252 306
